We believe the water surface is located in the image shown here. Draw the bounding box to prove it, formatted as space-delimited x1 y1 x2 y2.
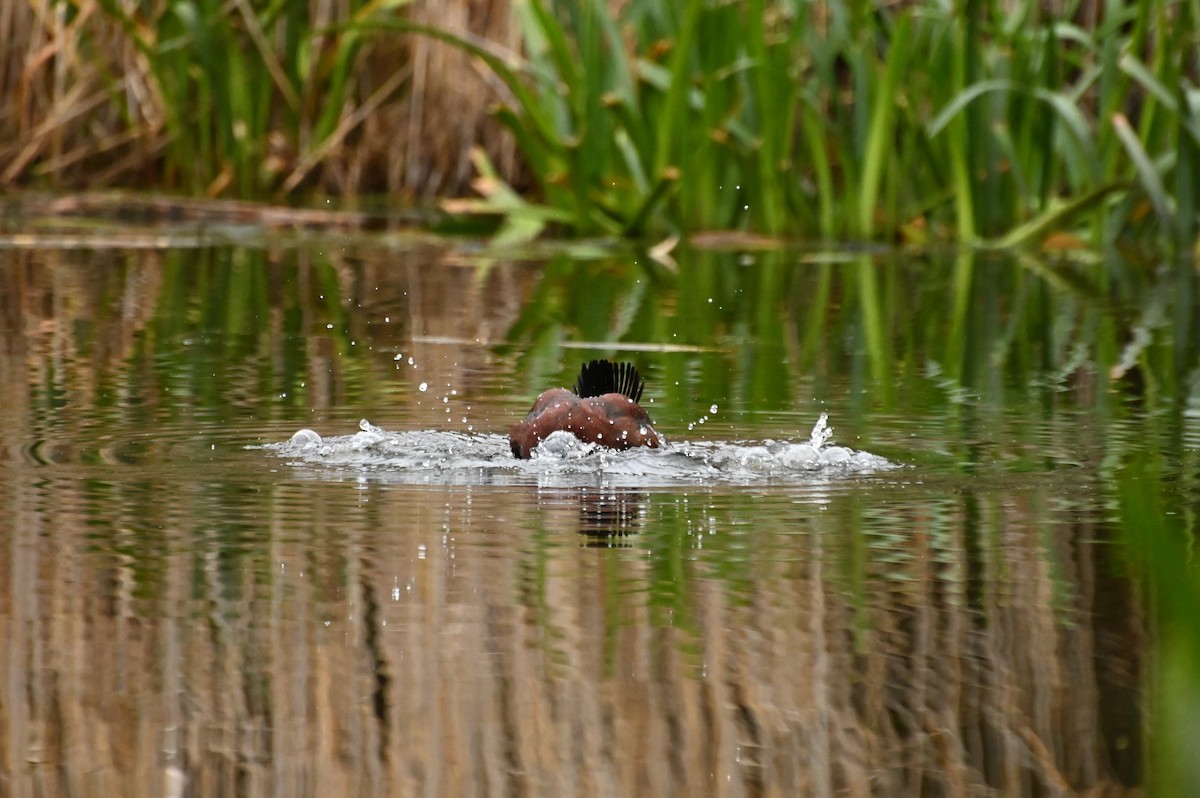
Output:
2 234 1192 796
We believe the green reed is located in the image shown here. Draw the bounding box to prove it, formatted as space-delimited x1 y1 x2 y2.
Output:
389 0 1199 248
62 0 1200 248
91 0 397 196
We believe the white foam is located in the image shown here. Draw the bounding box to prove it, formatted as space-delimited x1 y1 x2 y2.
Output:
261 416 898 485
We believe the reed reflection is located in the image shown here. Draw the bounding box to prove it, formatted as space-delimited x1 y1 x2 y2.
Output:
0 474 1142 796
0 244 1167 796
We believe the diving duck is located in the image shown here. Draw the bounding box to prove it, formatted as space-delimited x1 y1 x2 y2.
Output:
509 359 662 459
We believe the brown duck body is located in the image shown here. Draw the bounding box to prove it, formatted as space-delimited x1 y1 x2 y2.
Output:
509 361 662 459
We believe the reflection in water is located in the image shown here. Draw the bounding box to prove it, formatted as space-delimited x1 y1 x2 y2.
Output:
528 486 649 540
0 473 1141 796
574 488 646 538
0 242 1176 796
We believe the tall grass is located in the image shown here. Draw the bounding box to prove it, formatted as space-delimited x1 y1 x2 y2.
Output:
398 0 1199 247
97 0 460 196
0 0 516 198
2 0 1197 248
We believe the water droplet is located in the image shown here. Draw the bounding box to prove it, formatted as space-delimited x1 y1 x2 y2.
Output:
709 404 718 414
418 382 428 392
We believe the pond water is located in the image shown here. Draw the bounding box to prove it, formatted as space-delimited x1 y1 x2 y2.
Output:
1 221 1197 796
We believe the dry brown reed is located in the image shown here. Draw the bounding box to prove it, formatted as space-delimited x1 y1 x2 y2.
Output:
0 0 520 198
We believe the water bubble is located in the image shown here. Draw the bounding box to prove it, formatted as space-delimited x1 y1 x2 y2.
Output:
289 429 322 445
822 446 851 464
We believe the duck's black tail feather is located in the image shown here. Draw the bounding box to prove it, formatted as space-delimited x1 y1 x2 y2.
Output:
574 359 645 403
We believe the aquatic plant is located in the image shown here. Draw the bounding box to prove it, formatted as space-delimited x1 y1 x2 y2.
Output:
84 0 407 196
0 0 514 197
391 0 1200 248
2 0 1197 249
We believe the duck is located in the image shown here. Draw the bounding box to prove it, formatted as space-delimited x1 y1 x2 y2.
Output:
509 359 662 459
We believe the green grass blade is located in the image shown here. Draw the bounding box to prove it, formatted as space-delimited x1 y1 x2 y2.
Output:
858 14 911 238
1113 112 1173 228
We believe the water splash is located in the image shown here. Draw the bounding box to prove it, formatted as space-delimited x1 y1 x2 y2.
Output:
261 416 897 485
807 412 834 449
